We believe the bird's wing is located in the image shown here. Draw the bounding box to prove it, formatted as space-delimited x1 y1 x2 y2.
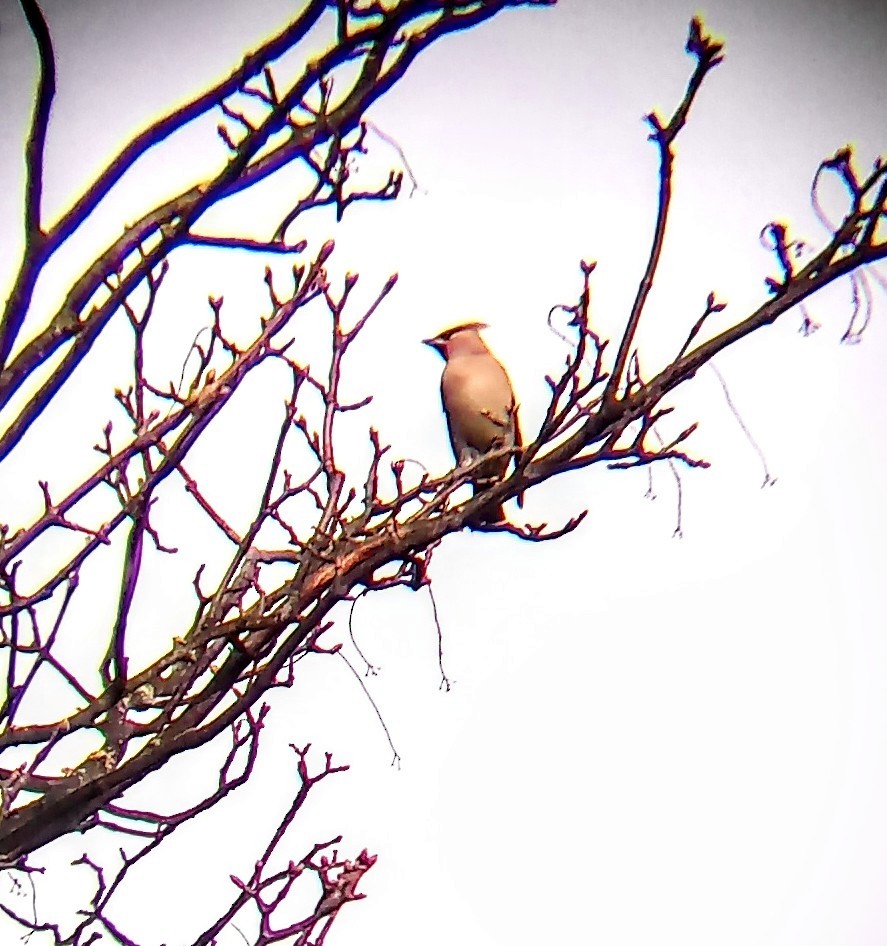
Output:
511 400 524 508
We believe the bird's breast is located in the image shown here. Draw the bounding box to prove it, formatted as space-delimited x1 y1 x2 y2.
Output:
441 356 515 451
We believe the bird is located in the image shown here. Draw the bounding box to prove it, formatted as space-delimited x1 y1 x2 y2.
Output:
423 322 522 523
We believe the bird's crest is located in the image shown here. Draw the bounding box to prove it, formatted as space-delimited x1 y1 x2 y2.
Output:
430 321 489 342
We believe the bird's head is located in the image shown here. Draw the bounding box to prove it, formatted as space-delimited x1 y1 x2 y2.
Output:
423 322 490 359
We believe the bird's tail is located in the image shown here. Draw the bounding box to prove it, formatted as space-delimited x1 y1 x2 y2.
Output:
469 479 506 525
475 499 506 524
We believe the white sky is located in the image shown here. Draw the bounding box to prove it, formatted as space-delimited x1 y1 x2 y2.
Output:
1 0 886 944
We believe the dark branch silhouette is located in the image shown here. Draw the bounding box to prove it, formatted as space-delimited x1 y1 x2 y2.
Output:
0 5 883 943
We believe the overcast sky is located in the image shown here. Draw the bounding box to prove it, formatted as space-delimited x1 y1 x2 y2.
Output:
1 0 887 944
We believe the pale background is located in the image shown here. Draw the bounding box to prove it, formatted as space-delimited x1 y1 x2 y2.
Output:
1 0 886 944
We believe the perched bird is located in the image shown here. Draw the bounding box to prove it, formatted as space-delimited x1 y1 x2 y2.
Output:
423 322 522 523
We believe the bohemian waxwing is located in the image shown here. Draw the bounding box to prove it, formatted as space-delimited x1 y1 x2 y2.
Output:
423 322 522 523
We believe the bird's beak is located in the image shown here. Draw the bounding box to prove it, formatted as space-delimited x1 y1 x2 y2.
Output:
423 336 445 355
